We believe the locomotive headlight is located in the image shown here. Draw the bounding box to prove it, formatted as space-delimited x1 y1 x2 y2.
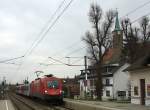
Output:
45 90 48 93
60 90 63 94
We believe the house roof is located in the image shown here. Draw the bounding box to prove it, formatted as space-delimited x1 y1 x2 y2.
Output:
103 48 114 63
124 53 150 72
103 48 122 64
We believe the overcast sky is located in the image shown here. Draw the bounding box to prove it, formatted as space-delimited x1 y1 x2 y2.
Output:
0 0 149 84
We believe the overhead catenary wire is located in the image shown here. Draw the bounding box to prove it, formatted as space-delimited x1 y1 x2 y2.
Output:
24 0 66 57
16 0 67 73
17 0 75 74
40 39 83 65
27 0 74 56
49 56 87 66
131 12 150 24
48 57 69 66
0 56 24 63
44 46 86 66
122 0 150 18
120 0 150 25
1 62 20 65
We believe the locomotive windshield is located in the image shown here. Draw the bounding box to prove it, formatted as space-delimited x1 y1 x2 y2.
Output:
47 80 59 88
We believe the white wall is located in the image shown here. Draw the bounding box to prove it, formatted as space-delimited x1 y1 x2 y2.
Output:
130 69 150 106
113 63 130 99
80 80 85 98
102 86 113 100
103 77 113 85
102 77 113 99
79 79 92 98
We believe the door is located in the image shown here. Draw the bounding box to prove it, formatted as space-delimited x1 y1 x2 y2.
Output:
140 79 145 105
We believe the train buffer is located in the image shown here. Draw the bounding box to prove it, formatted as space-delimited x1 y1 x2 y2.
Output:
0 100 15 110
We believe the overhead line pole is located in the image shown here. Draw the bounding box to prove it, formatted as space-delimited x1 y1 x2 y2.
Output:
84 56 88 97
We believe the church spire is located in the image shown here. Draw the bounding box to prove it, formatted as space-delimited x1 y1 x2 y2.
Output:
114 11 121 31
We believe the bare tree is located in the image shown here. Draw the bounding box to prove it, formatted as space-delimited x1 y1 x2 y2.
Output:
82 4 115 100
140 16 150 45
121 18 139 63
121 16 150 63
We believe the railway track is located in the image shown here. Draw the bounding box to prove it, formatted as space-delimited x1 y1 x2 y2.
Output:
9 93 36 110
8 92 73 110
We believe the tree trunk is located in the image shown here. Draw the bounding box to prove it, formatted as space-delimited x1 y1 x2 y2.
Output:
95 63 103 101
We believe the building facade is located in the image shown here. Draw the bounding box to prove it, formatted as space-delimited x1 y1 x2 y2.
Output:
125 55 150 106
79 63 130 100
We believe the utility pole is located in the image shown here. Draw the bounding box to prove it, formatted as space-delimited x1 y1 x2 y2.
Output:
84 56 88 98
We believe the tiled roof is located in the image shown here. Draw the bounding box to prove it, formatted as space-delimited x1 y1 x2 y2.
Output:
103 48 114 63
103 48 121 64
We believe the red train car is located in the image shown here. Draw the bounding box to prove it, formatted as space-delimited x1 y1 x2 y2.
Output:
30 75 63 102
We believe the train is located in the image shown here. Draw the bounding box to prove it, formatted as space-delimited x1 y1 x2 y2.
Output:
16 74 63 103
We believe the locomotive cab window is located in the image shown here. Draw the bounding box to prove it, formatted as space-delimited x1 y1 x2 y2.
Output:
47 80 59 88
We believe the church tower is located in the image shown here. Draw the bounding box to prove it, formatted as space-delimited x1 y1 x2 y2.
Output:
112 11 123 62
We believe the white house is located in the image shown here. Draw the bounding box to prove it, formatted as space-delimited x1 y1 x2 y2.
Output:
125 54 150 106
79 63 130 100
102 63 130 100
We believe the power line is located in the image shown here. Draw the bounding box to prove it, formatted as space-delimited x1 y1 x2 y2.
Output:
1 62 20 65
0 56 24 63
70 57 83 64
48 57 69 66
131 12 150 24
122 0 150 18
50 40 82 57
40 40 82 65
27 0 74 55
17 0 67 73
17 0 75 74
65 46 86 57
48 56 87 66
24 0 66 56
44 46 86 66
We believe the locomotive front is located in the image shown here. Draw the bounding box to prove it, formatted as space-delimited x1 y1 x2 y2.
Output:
43 76 63 102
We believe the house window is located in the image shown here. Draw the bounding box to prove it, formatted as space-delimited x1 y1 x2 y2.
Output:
106 79 110 85
118 91 126 97
106 90 110 97
147 84 150 96
134 86 138 95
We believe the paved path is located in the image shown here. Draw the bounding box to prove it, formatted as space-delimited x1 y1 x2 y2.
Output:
0 100 15 110
64 98 150 110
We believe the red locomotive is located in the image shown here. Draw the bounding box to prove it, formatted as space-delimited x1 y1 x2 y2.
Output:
16 74 63 102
